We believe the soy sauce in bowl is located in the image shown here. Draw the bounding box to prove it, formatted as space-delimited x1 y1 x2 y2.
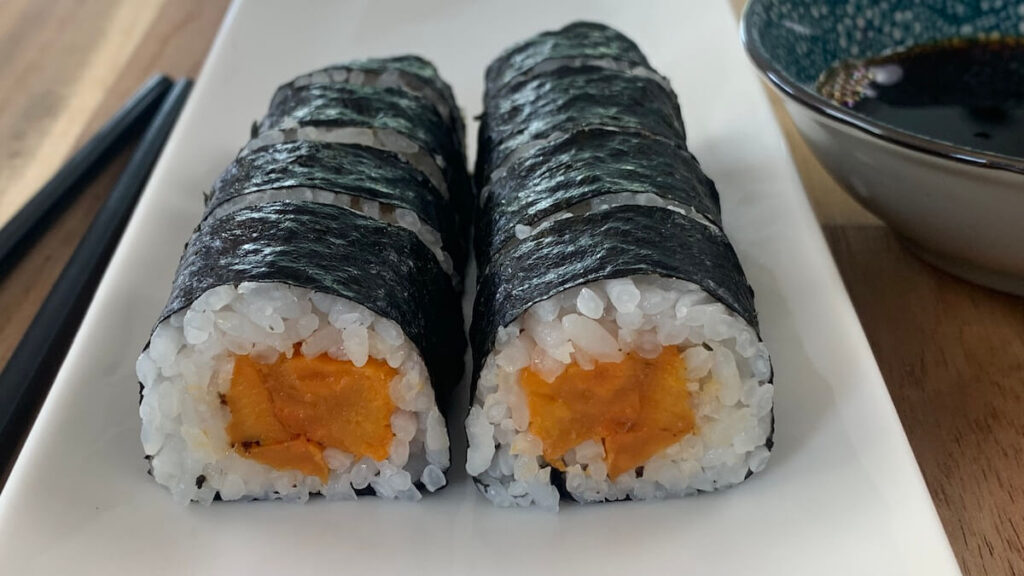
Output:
817 38 1024 158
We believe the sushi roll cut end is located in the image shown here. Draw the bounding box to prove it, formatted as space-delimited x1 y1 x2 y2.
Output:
140 282 452 504
467 276 773 509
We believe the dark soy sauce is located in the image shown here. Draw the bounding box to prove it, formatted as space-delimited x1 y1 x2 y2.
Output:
817 38 1024 158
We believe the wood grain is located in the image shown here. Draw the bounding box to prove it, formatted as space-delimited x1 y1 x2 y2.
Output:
825 225 1024 576
0 0 230 433
0 1 1020 574
0 0 163 223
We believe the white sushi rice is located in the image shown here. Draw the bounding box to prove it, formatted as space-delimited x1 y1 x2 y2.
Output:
465 275 773 510
242 123 448 198
510 192 719 243
206 187 455 279
138 282 451 504
293 67 457 128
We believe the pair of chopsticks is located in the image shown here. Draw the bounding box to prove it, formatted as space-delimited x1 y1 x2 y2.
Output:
0 75 192 477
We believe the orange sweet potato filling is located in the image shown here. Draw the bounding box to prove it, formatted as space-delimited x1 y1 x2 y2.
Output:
225 352 397 482
240 438 329 480
519 349 695 479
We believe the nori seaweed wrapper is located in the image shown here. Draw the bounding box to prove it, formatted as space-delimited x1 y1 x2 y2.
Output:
159 201 465 408
486 21 652 88
259 82 473 226
475 128 722 267
476 65 686 182
471 205 756 384
304 55 465 151
206 140 466 272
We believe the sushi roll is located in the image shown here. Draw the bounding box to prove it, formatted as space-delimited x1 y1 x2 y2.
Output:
246 75 474 229
484 21 661 88
474 127 721 269
475 64 686 186
206 140 466 281
465 23 774 509
139 203 463 503
291 56 466 152
139 57 469 503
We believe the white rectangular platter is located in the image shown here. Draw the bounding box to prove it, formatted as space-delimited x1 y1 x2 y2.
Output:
0 1 961 574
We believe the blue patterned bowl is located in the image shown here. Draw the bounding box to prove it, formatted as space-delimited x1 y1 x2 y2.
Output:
741 0 1024 294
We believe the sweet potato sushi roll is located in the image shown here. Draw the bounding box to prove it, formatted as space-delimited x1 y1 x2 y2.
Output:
139 202 463 503
466 23 774 509
246 73 473 228
474 127 722 270
291 55 466 153
467 208 773 508
483 21 658 89
206 139 465 282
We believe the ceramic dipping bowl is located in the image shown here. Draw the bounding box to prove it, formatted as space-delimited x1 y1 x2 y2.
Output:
741 0 1024 295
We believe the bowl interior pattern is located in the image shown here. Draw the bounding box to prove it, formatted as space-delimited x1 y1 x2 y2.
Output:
741 0 1024 294
742 0 1024 171
744 0 1024 87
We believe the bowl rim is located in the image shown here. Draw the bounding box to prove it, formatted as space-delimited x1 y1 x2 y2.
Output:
738 0 1024 177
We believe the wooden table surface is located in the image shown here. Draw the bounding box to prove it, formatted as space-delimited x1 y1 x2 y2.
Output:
0 1 1020 574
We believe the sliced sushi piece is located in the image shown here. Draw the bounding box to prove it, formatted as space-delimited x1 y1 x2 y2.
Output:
291 55 465 152
485 21 659 88
474 127 722 268
466 207 772 509
246 81 473 224
139 202 463 504
205 140 465 281
476 65 686 187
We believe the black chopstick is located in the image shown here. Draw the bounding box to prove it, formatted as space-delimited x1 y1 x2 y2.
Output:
0 79 193 479
0 75 172 274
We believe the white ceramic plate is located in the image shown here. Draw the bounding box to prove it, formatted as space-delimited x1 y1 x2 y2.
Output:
0 1 960 574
